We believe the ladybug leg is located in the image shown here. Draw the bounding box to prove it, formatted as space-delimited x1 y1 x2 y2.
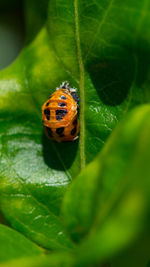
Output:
73 136 79 141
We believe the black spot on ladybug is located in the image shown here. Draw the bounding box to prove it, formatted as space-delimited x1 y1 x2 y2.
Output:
71 127 76 136
60 95 67 100
46 102 49 106
45 126 53 137
73 118 77 125
44 109 50 115
59 134 65 137
56 127 64 135
56 109 67 120
56 116 61 121
58 102 66 107
44 109 50 120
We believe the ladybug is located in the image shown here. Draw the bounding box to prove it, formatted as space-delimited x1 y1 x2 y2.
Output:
42 81 79 142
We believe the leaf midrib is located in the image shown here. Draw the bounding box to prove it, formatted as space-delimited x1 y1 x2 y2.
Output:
74 0 85 170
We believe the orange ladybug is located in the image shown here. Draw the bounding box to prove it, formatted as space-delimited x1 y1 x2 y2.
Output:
42 81 79 142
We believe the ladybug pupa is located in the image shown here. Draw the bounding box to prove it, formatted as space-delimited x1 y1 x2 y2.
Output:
42 81 80 142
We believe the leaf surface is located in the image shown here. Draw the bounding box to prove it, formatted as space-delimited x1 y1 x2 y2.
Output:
0 224 42 263
0 0 150 251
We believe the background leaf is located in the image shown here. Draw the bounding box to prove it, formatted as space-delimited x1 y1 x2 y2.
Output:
0 252 74 267
111 231 150 267
62 105 150 266
0 0 24 70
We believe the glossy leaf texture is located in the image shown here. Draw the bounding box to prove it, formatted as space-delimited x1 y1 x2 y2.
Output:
0 0 150 258
0 113 73 250
62 105 150 266
0 224 42 263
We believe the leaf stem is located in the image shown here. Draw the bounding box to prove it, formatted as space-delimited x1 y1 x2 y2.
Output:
74 0 85 169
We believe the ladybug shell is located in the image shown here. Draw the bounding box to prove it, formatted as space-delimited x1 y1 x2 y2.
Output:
42 88 79 142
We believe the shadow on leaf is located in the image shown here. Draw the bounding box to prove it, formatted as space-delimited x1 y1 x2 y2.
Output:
42 132 79 171
87 50 135 106
87 40 150 106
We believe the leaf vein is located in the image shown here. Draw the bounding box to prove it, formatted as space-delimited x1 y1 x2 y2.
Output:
84 0 115 62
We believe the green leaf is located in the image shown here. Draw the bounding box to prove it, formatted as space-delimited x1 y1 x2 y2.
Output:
0 0 150 253
47 0 150 165
0 224 42 263
0 252 73 267
0 31 76 249
0 114 73 250
111 231 150 267
62 105 150 265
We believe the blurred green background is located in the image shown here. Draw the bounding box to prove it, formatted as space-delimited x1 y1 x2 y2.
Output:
0 0 24 70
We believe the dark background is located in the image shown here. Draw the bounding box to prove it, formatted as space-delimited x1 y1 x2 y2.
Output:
0 0 24 70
